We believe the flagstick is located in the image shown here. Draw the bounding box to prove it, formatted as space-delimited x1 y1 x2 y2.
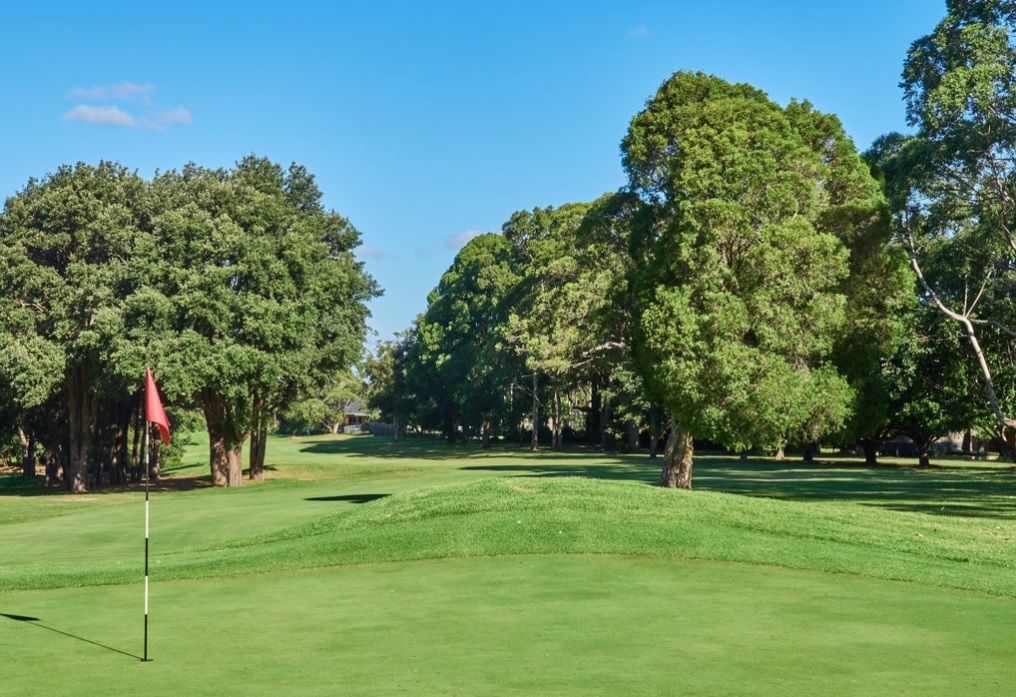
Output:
144 423 150 663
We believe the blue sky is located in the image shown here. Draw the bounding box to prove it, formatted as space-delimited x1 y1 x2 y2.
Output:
2 1 945 347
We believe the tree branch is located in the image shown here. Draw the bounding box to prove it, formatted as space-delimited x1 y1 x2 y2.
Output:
906 230 1016 429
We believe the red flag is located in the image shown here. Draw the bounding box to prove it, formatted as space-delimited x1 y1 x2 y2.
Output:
145 367 171 444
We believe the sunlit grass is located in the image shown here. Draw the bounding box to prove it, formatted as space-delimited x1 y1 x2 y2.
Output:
3 433 1016 695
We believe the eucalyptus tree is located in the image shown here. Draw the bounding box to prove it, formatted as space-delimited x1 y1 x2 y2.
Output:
882 1 1016 433
623 72 893 488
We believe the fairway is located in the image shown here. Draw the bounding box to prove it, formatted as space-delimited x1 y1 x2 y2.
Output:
3 434 1016 696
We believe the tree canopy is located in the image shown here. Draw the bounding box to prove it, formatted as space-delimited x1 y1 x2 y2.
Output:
0 157 377 490
623 72 906 487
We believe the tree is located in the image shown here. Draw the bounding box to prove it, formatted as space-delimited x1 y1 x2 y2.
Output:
281 368 365 434
412 234 520 446
623 72 886 488
884 306 980 467
364 334 416 438
0 162 151 492
503 203 596 450
146 157 377 485
887 1 1016 432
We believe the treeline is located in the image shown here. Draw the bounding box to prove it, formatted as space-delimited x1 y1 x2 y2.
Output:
0 157 378 491
367 53 1013 488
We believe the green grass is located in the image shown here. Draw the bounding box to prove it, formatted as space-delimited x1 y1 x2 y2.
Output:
2 434 1016 695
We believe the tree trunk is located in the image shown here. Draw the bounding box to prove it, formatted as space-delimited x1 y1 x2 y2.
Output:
552 391 563 451
626 419 640 453
203 391 230 486
131 403 144 482
110 398 132 485
530 372 539 451
64 364 94 493
916 435 933 468
802 442 817 463
248 399 269 482
659 418 694 489
774 446 785 461
227 444 244 487
600 400 612 451
249 426 265 482
147 427 161 482
860 438 879 465
393 416 399 441
19 428 35 478
588 375 601 446
482 420 491 449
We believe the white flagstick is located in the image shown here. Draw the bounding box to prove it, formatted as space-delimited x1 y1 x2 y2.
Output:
144 422 150 662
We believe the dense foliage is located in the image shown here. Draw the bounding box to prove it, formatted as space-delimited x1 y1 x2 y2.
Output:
0 158 377 490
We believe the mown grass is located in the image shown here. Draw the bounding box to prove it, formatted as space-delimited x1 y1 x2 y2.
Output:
3 434 1016 696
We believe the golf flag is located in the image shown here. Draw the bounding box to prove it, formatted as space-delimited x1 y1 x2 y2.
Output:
145 367 170 444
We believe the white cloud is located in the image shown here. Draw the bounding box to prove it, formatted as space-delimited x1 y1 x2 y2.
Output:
143 107 193 130
111 81 155 101
627 25 649 39
63 83 192 131
62 105 137 128
67 85 107 100
445 230 482 250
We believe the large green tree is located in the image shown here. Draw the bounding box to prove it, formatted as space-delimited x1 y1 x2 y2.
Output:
0 162 151 492
887 0 1016 433
412 233 520 446
623 72 890 488
147 157 377 485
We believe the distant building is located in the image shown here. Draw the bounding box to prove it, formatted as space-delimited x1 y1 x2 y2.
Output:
343 401 370 433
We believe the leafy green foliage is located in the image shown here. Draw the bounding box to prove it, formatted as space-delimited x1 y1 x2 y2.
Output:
0 158 378 489
624 73 890 458
885 1 1016 431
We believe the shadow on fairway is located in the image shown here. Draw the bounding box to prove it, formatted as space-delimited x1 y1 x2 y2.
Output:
304 493 390 504
460 456 1016 520
298 435 618 462
1 613 141 661
459 461 659 483
692 459 1016 519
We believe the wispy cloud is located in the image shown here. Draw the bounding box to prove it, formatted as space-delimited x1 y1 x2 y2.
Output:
627 25 649 39
445 230 482 250
67 85 107 100
62 105 137 128
64 82 191 131
110 81 154 101
356 246 394 261
143 107 193 131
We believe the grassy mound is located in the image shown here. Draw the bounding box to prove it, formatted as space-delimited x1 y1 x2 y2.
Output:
6 476 1014 595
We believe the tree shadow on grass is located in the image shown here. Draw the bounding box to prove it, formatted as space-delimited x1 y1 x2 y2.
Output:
0 613 142 661
304 493 390 504
458 460 660 483
691 459 1016 520
462 454 1016 520
299 436 608 462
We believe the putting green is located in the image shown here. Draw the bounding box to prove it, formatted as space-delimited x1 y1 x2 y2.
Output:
3 555 1014 696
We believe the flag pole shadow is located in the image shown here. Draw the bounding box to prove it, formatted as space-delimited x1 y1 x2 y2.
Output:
1 613 143 661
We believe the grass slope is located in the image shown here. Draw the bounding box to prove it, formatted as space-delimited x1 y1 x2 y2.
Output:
3 434 1016 696
3 475 1015 597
